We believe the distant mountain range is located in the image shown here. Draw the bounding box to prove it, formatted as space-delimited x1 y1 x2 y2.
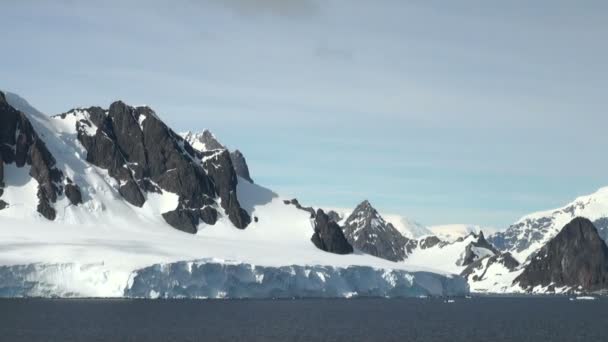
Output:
1 90 607 297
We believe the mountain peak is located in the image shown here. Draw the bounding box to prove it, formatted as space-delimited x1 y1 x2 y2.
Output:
515 217 608 292
343 200 411 262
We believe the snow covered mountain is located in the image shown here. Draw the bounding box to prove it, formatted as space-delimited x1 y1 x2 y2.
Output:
428 224 483 242
342 200 412 262
0 91 467 298
383 214 433 239
489 187 608 263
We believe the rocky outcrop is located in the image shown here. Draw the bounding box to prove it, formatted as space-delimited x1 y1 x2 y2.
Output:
182 130 254 183
342 200 411 262
514 217 608 292
283 198 316 218
311 209 353 255
58 102 250 232
457 231 499 267
461 252 520 281
64 183 82 205
417 235 443 250
0 91 81 219
230 150 253 183
202 150 250 229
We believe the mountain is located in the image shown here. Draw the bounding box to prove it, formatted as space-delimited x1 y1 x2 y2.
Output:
489 187 608 263
0 91 467 298
514 217 608 293
456 231 499 267
428 224 483 242
182 130 254 183
342 200 412 262
382 214 432 239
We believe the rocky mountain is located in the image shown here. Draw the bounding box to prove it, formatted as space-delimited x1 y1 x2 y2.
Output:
182 130 254 183
0 91 471 298
456 231 499 267
514 217 608 293
342 200 412 262
53 101 251 233
489 187 608 263
0 92 82 220
311 209 354 255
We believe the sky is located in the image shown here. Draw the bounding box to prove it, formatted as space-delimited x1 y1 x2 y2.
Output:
2 0 607 229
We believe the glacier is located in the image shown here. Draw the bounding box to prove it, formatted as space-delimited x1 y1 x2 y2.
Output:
0 261 468 299
126 260 469 299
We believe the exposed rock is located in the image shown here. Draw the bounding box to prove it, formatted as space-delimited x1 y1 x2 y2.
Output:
118 180 146 208
457 231 499 267
36 188 55 220
311 209 353 255
161 208 199 234
0 158 4 188
418 235 443 250
0 92 78 219
326 210 342 223
0 200 7 210
461 252 520 281
60 102 251 231
284 198 316 218
199 206 218 225
342 200 411 262
514 217 608 292
64 183 82 205
229 150 253 183
182 130 255 184
202 149 250 229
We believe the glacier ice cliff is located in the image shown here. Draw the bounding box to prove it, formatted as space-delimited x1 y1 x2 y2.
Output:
125 260 469 299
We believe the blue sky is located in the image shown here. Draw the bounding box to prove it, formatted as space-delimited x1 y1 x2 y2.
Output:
2 0 607 228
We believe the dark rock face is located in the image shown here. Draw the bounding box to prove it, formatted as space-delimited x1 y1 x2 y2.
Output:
202 150 250 229
0 91 82 219
311 209 353 255
0 200 7 210
418 235 443 250
59 102 250 232
182 130 254 183
461 252 520 281
284 198 316 218
326 210 342 223
457 231 499 267
199 206 218 225
514 217 608 292
342 200 411 262
118 180 146 208
64 183 82 205
229 150 253 183
162 208 199 234
0 158 4 188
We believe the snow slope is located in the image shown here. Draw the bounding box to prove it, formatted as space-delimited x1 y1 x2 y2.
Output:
489 187 608 263
428 224 483 242
0 92 467 298
384 214 433 239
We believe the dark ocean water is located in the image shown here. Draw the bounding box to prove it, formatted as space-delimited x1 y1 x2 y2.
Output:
0 297 605 341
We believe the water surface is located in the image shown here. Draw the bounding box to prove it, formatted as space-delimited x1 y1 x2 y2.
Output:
0 297 604 341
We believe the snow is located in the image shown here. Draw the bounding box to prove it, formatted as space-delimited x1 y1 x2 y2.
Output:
383 214 432 239
428 224 483 242
0 92 470 298
497 186 608 263
0 164 40 220
404 234 478 274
